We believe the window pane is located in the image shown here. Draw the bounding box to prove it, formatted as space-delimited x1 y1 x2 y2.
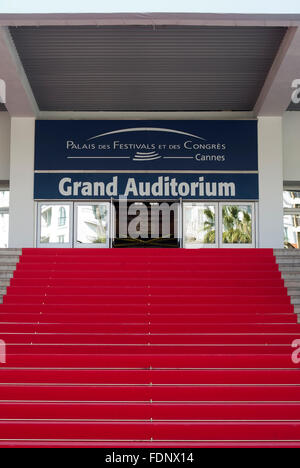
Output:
184 205 216 245
40 204 70 243
283 191 300 209
0 213 9 247
0 191 9 209
222 205 252 244
76 204 108 244
58 207 66 226
284 214 300 249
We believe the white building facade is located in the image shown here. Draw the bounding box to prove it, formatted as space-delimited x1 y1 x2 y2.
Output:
0 12 300 249
0 112 295 249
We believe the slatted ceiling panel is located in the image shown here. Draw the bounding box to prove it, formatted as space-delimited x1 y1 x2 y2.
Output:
9 25 286 112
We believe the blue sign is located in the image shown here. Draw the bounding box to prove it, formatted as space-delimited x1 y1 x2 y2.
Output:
34 120 258 171
34 173 258 200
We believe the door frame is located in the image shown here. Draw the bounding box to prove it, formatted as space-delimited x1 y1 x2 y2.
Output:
73 202 110 248
37 201 73 248
183 202 219 249
219 201 256 248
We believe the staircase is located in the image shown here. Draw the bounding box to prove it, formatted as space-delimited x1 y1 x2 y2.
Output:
0 249 21 302
0 247 299 448
275 249 300 319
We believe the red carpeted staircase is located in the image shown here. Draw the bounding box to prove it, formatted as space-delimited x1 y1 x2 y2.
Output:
0 248 299 447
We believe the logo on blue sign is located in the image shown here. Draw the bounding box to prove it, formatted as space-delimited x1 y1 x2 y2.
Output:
34 120 258 171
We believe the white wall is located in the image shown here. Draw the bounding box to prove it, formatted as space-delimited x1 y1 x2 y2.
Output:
0 112 10 181
283 111 300 182
9 117 35 247
258 116 284 248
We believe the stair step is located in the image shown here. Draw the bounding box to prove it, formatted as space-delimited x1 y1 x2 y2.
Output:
1 369 300 384
0 264 18 271
0 279 10 286
284 280 300 287
277 259 300 265
0 441 297 448
278 267 300 273
4 352 298 368
0 420 299 442
0 272 13 279
3 343 297 355
289 296 300 304
274 249 300 256
0 383 300 400
287 288 300 295
5 285 289 296
0 323 298 333
2 295 291 305
0 249 21 255
1 332 299 345
0 255 19 262
0 401 299 420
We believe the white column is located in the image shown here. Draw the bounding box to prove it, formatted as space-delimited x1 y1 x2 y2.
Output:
9 117 35 247
0 112 10 180
258 116 283 248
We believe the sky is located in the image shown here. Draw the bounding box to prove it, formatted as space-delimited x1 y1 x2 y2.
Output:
1 0 300 15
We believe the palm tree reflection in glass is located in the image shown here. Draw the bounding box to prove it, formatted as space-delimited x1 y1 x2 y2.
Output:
203 207 216 244
91 205 107 243
221 205 252 244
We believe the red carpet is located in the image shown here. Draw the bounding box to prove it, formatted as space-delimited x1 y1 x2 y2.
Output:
0 248 299 447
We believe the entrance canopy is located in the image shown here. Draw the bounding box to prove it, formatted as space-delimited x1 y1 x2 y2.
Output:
1 11 300 116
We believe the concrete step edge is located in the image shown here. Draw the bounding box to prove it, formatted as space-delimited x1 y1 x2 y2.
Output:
289 297 300 304
276 258 300 262
281 272 300 276
274 249 300 254
278 267 300 272
0 259 20 262
0 280 10 286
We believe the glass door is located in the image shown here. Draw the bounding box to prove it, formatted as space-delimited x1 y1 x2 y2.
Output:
183 203 218 248
283 190 300 248
74 202 110 248
37 202 73 248
219 202 255 248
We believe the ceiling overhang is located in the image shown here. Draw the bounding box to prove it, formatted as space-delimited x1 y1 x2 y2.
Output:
0 13 299 116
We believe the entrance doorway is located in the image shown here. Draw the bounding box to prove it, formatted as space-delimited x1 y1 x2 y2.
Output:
183 202 256 248
112 201 180 248
36 201 256 248
37 202 110 248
